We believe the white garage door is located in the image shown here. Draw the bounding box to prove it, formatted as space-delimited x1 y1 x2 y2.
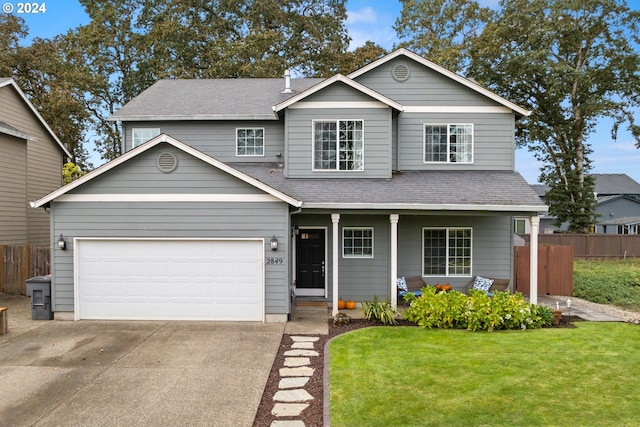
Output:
75 239 264 321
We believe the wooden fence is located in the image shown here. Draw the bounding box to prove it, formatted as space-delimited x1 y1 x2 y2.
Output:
514 245 574 296
522 234 640 258
0 245 50 294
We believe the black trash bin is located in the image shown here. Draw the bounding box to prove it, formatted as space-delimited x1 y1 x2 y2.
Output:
26 275 53 320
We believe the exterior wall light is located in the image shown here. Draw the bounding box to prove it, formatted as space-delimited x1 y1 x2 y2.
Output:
270 235 278 251
57 234 67 250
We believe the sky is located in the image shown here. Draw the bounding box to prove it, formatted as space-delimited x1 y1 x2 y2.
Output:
9 0 640 185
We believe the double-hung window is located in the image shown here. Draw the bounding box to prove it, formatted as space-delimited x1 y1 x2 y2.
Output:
313 120 364 171
423 227 472 276
424 124 473 163
132 128 160 148
343 227 374 258
236 128 264 156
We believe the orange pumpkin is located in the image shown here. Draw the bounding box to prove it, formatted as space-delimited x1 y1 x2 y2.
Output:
345 300 356 310
435 283 442 290
338 299 346 310
443 284 452 291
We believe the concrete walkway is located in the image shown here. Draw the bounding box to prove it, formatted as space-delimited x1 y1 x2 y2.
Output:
535 295 620 322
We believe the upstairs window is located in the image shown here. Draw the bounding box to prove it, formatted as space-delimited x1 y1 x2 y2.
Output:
313 120 364 171
423 227 472 276
343 227 374 258
424 124 473 163
132 128 160 148
236 128 265 156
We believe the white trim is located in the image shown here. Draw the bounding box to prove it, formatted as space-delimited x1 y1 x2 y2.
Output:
73 237 266 322
348 48 531 117
300 202 548 212
235 127 266 157
423 123 474 164
55 194 281 203
0 124 36 141
0 78 72 158
273 74 403 112
312 119 365 172
342 226 374 258
293 226 328 298
288 101 389 109
529 216 540 304
403 106 512 114
390 214 399 309
331 214 340 316
422 227 473 277
32 134 302 208
109 114 279 121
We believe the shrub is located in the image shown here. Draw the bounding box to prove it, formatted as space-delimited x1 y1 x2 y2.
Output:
403 286 552 331
361 295 398 325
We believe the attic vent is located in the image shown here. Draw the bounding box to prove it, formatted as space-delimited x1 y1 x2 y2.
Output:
157 152 178 173
392 63 410 82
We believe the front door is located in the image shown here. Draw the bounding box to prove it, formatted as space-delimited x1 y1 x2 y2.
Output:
295 229 326 297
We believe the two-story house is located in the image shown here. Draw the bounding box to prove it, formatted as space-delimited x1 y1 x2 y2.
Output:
1 78 71 246
32 49 547 322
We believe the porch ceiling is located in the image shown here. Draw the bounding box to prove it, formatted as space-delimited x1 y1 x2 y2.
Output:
232 164 548 214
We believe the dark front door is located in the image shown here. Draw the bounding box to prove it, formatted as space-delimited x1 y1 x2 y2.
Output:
295 229 326 296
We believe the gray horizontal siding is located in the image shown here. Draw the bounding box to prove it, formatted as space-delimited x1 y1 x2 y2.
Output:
353 57 498 107
51 201 290 315
285 108 392 178
0 135 27 244
72 143 264 195
303 82 377 103
123 120 285 163
397 215 513 291
397 112 515 170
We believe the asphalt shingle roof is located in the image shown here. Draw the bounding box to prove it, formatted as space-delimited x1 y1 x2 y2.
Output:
232 164 546 211
109 78 325 121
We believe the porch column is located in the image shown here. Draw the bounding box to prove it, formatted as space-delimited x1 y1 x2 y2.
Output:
529 215 540 305
390 214 399 309
331 213 340 316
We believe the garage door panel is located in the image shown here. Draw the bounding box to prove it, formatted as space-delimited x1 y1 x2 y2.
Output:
76 240 264 321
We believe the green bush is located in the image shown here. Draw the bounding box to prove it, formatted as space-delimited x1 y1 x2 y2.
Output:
361 295 398 325
403 286 552 331
574 259 640 310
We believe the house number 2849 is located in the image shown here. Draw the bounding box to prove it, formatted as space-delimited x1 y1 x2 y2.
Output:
266 258 284 264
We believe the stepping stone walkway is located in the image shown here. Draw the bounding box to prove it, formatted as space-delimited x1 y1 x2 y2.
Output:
270 335 320 427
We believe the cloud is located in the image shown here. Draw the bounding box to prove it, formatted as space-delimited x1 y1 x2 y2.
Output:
347 7 377 24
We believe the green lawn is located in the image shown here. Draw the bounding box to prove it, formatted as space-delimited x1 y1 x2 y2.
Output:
329 323 640 427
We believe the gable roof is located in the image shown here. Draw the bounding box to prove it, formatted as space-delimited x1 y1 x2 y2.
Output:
32 134 302 208
273 74 403 112
0 78 72 158
348 48 531 118
108 78 324 121
593 174 640 195
0 120 35 141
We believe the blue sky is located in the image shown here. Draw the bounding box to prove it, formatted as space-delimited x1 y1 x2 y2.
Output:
12 0 640 184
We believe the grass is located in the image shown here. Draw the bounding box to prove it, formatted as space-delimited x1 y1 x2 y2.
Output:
574 258 640 310
329 323 640 427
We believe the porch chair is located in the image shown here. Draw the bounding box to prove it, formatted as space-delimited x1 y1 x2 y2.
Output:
397 275 426 306
466 276 510 297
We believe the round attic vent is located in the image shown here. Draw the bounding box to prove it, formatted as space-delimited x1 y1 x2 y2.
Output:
392 63 410 82
157 152 178 173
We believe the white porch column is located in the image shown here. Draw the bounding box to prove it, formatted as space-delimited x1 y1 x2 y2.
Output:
390 214 399 309
331 213 340 316
529 216 540 305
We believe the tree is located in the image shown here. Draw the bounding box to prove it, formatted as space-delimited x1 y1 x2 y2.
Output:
62 162 86 185
394 0 494 73
335 41 387 75
470 0 640 232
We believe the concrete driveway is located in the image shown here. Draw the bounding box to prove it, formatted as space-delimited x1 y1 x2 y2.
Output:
0 306 284 426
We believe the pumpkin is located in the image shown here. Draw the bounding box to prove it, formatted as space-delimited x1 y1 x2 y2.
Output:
338 299 346 310
345 300 356 310
443 284 452 291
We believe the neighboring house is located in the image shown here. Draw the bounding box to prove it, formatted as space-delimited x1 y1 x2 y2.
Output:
32 49 547 322
0 78 71 246
532 174 640 234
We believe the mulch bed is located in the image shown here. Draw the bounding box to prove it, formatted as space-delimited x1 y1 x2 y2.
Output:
252 316 578 426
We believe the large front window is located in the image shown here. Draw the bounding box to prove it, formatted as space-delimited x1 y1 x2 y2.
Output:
343 227 374 258
424 124 473 163
423 227 472 276
313 120 364 171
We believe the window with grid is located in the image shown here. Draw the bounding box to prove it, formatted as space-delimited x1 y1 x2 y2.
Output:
343 227 373 258
423 227 472 276
236 128 264 156
424 124 473 163
313 120 363 171
132 128 160 147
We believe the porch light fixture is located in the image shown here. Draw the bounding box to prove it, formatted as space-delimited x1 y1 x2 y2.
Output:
292 226 299 236
57 234 67 250
270 235 278 251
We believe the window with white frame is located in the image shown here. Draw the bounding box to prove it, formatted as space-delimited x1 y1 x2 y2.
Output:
423 227 472 276
424 124 473 163
132 128 160 147
313 120 364 171
343 227 373 258
236 128 265 156
514 218 527 234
